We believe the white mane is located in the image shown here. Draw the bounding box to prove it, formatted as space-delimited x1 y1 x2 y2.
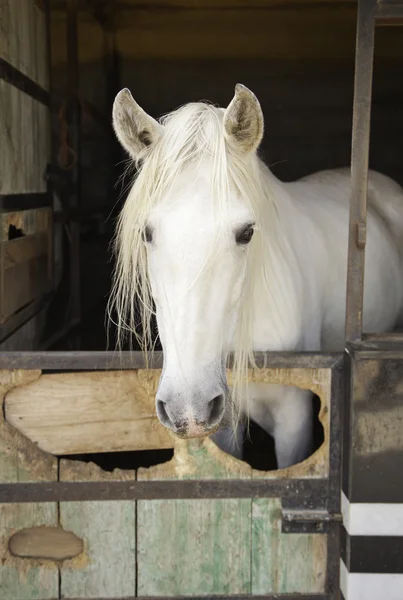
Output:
108 100 298 404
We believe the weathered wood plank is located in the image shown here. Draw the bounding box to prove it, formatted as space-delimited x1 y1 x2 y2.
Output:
251 498 327 594
0 0 49 89
59 460 136 599
0 208 51 243
0 370 58 600
4 370 174 455
137 438 252 596
0 503 58 600
245 368 329 593
0 81 50 195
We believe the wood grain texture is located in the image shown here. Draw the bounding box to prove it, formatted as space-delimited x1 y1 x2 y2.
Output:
4 370 174 455
0 369 58 600
251 498 326 594
59 460 136 599
136 366 330 595
0 209 53 323
0 0 49 89
0 209 51 243
0 81 50 195
137 438 252 596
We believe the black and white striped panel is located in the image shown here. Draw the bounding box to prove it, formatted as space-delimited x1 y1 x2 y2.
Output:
342 352 403 599
340 493 403 599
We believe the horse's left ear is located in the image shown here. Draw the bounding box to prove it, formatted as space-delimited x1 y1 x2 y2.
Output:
112 88 163 161
223 84 264 154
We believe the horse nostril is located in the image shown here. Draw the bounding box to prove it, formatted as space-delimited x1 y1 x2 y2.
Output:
208 394 225 425
156 399 172 427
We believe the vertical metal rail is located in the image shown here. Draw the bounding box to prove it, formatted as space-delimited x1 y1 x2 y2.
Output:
345 0 376 343
66 0 81 328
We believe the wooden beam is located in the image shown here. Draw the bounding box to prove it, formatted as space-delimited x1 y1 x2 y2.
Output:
4 370 174 455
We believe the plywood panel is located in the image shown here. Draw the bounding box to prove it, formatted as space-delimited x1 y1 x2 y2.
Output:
0 81 50 194
0 0 49 89
0 370 58 600
59 460 136 599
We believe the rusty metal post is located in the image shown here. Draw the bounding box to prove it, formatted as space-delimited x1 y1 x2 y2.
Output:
345 0 377 343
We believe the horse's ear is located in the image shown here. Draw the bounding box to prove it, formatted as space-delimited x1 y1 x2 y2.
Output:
112 88 163 160
223 84 264 154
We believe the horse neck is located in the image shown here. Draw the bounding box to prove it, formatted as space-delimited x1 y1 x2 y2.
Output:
249 161 305 351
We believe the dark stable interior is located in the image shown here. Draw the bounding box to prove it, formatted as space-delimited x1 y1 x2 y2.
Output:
32 2 403 470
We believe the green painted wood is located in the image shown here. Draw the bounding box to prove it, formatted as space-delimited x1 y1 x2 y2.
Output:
0 370 59 600
59 461 136 599
137 438 252 596
0 503 58 600
251 498 327 594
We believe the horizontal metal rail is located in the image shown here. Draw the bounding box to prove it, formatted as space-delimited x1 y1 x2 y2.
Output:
0 478 329 504
0 350 343 370
59 595 329 600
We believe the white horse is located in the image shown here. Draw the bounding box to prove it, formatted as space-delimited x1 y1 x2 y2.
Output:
110 84 403 469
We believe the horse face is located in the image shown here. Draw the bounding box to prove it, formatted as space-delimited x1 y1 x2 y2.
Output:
147 175 254 437
112 84 264 438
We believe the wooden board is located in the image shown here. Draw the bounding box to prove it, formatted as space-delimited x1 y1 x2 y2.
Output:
135 365 331 595
0 0 49 89
59 460 136 599
251 498 326 594
0 209 53 323
137 438 252 596
0 369 58 600
137 435 327 595
0 208 51 243
0 81 50 195
4 370 175 455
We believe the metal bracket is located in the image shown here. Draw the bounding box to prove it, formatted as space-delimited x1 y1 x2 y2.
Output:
281 509 342 534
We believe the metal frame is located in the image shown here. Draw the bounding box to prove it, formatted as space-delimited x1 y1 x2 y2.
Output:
345 0 403 342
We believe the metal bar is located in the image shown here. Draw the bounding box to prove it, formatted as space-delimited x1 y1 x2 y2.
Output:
0 478 329 504
0 351 343 370
56 595 329 600
0 294 54 344
0 192 52 211
345 0 376 343
0 58 50 106
61 595 329 600
67 0 81 325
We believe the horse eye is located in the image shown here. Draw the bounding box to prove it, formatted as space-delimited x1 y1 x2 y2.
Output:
235 224 254 245
143 225 153 244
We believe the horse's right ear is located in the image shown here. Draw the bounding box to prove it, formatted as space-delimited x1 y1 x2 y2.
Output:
223 84 264 154
112 89 163 160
